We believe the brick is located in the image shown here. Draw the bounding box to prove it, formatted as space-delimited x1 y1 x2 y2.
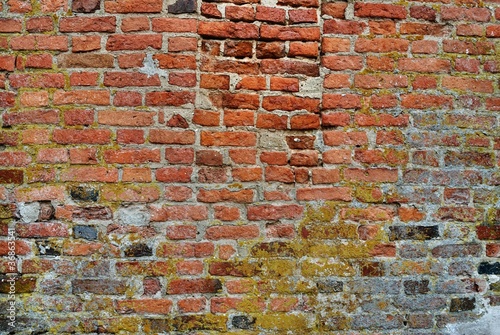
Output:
263 96 319 112
198 189 254 203
53 90 110 105
168 279 222 294
104 72 160 87
102 185 160 203
354 74 408 89
344 168 398 183
297 187 351 201
201 131 256 147
98 110 154 126
398 58 450 73
145 91 195 106
149 130 195 144
442 76 494 93
261 59 319 76
324 131 368 146
236 76 266 90
443 40 494 55
53 129 111 144
199 22 259 39
60 17 116 32
355 38 409 53
106 34 162 51
323 94 362 109
105 0 162 13
321 2 347 18
324 20 366 35
152 18 198 32
322 56 363 71
156 167 192 183
9 73 65 89
410 5 437 21
256 6 286 23
247 205 303 221
355 3 407 19
73 0 100 12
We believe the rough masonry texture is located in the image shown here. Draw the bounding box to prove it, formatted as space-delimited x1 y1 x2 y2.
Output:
0 0 500 334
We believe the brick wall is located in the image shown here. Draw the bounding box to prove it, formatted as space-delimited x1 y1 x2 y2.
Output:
0 0 499 333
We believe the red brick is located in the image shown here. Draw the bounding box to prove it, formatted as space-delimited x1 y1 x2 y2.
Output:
199 21 259 39
102 185 160 202
106 34 162 51
53 90 110 105
105 0 163 13
323 131 367 146
198 189 254 203
15 186 65 202
401 94 453 109
104 149 160 164
321 2 347 18
152 18 198 32
156 167 192 183
247 205 303 221
114 91 142 106
297 187 352 201
442 76 494 93
122 168 151 182
324 20 366 34
224 110 255 127
323 94 362 110
3 110 58 126
206 225 259 240
201 131 256 147
150 205 208 222
398 58 450 72
412 40 439 54
441 7 491 22
323 149 351 164
355 38 409 53
256 6 286 23
53 129 111 144
289 9 317 23
69 148 98 164
61 167 118 182
214 206 241 221
322 56 363 71
0 19 22 32
236 76 266 91
290 114 320 130
201 3 222 18
369 21 396 35
355 3 407 19
168 37 197 52
263 96 319 113
178 298 206 313
121 17 149 32
70 72 99 86
260 152 288 165
400 23 448 35
290 150 319 166
9 73 65 89
265 166 295 182
226 5 255 21
0 152 31 167
149 130 195 144
443 40 494 55
344 168 399 183
17 222 68 238
60 17 116 32
261 59 319 76
354 74 408 89
104 72 160 87
256 114 288 130
146 91 195 106
64 109 94 126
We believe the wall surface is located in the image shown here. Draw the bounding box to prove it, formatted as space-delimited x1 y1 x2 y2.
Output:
0 0 500 333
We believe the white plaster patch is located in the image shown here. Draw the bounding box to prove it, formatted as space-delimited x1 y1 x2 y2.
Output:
445 306 500 335
139 53 168 78
18 202 40 223
116 206 150 225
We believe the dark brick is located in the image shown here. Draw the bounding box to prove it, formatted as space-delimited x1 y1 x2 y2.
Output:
431 244 481 258
124 243 153 257
72 279 127 294
39 202 55 221
209 261 260 277
232 315 255 329
168 0 196 14
389 226 439 241
478 262 500 275
477 226 500 240
0 169 23 184
70 186 99 202
317 278 344 293
74 225 98 240
36 240 61 256
0 276 37 293
404 279 430 295
450 297 475 312
251 241 296 257
286 136 316 149
72 0 100 13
